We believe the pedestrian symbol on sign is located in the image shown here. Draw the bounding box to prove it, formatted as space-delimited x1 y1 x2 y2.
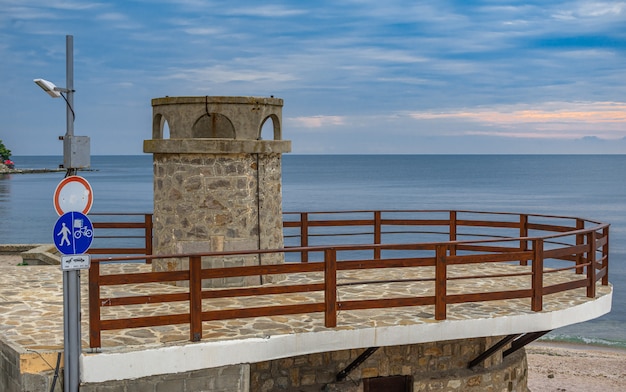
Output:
57 222 72 246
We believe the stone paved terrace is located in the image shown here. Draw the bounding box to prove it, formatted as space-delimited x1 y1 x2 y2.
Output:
0 257 612 383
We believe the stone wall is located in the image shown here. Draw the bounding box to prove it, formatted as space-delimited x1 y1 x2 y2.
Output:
2 331 526 392
0 339 62 392
151 152 285 287
0 244 60 265
76 338 525 391
80 364 250 392
250 337 528 392
150 96 284 141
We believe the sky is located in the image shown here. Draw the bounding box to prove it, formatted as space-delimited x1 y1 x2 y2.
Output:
1 0 625 155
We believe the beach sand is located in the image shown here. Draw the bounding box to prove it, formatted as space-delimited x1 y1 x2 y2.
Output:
1 256 624 391
527 342 626 392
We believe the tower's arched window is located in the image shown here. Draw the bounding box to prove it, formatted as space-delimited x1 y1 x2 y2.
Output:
259 114 281 140
152 113 171 139
192 113 235 138
163 119 171 139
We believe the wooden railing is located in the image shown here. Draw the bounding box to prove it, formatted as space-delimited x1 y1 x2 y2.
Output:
87 213 153 258
88 210 610 349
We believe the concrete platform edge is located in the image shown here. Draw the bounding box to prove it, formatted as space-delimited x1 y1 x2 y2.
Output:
80 288 612 383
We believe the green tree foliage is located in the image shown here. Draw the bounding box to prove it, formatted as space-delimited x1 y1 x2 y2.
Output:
0 139 11 161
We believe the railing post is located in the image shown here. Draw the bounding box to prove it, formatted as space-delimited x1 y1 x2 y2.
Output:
602 227 609 286
324 248 337 327
190 255 202 342
586 231 596 298
145 214 153 264
88 260 102 349
374 211 382 260
519 214 528 266
531 239 544 312
575 219 585 274
301 212 309 263
435 245 447 320
449 211 457 256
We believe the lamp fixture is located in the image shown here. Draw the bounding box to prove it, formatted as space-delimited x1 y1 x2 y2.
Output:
33 78 70 98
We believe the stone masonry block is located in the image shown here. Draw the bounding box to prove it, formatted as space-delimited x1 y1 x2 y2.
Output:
155 378 185 392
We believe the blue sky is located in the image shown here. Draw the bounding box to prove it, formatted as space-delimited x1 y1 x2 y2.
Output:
1 0 625 155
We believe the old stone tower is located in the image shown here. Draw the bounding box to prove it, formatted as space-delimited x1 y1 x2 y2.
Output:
143 96 291 287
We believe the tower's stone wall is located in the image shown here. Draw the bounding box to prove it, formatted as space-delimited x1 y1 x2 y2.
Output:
144 96 291 287
151 152 285 286
251 337 529 392
75 338 528 392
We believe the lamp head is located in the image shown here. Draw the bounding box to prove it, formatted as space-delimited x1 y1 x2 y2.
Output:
34 78 62 98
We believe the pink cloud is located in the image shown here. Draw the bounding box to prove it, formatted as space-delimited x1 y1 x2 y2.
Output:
407 101 626 139
289 115 346 128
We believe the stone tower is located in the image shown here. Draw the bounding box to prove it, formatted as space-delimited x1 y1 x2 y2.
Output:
143 96 291 287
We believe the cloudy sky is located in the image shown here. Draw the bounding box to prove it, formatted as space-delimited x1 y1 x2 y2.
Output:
1 0 625 155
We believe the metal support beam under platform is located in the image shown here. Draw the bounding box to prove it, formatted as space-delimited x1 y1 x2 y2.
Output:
468 331 551 369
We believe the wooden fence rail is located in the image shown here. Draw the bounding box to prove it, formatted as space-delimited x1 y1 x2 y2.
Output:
88 210 610 349
88 213 153 258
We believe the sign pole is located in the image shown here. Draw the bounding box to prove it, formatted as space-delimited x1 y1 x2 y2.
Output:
62 272 69 392
63 34 80 392
56 210 93 391
65 269 80 391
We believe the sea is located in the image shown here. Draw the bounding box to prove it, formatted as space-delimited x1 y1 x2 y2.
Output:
1 154 625 348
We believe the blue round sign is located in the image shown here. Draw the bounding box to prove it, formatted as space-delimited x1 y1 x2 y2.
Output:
53 211 94 255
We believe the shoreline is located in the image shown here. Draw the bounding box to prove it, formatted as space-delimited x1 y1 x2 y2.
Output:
0 167 96 174
0 167 65 174
531 339 626 354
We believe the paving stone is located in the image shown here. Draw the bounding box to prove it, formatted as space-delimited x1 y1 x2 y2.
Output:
0 261 612 388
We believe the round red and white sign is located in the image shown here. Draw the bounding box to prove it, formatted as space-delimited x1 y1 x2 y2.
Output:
53 176 93 216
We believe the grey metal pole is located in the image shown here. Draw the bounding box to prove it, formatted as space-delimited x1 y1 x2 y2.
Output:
62 272 70 392
67 269 80 391
63 34 81 392
66 35 74 138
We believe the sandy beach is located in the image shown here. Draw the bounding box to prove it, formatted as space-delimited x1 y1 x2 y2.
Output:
1 256 624 391
526 342 625 391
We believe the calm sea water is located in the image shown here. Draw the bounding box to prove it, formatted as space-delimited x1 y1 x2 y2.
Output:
1 154 625 347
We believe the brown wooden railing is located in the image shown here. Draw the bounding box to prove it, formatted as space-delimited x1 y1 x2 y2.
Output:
88 210 610 349
87 213 153 259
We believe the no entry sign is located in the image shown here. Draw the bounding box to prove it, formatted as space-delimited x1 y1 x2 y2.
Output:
53 175 93 215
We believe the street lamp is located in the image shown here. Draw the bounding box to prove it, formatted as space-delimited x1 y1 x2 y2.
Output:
33 78 65 98
33 35 87 392
33 35 90 176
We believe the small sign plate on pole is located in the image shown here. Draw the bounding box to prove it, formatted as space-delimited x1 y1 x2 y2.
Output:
61 254 91 271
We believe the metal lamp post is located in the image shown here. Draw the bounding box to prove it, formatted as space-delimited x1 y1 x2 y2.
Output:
34 35 90 392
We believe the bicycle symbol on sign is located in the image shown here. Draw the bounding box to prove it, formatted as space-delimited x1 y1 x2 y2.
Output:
73 218 93 239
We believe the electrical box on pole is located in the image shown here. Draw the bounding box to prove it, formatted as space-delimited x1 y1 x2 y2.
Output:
63 135 91 169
